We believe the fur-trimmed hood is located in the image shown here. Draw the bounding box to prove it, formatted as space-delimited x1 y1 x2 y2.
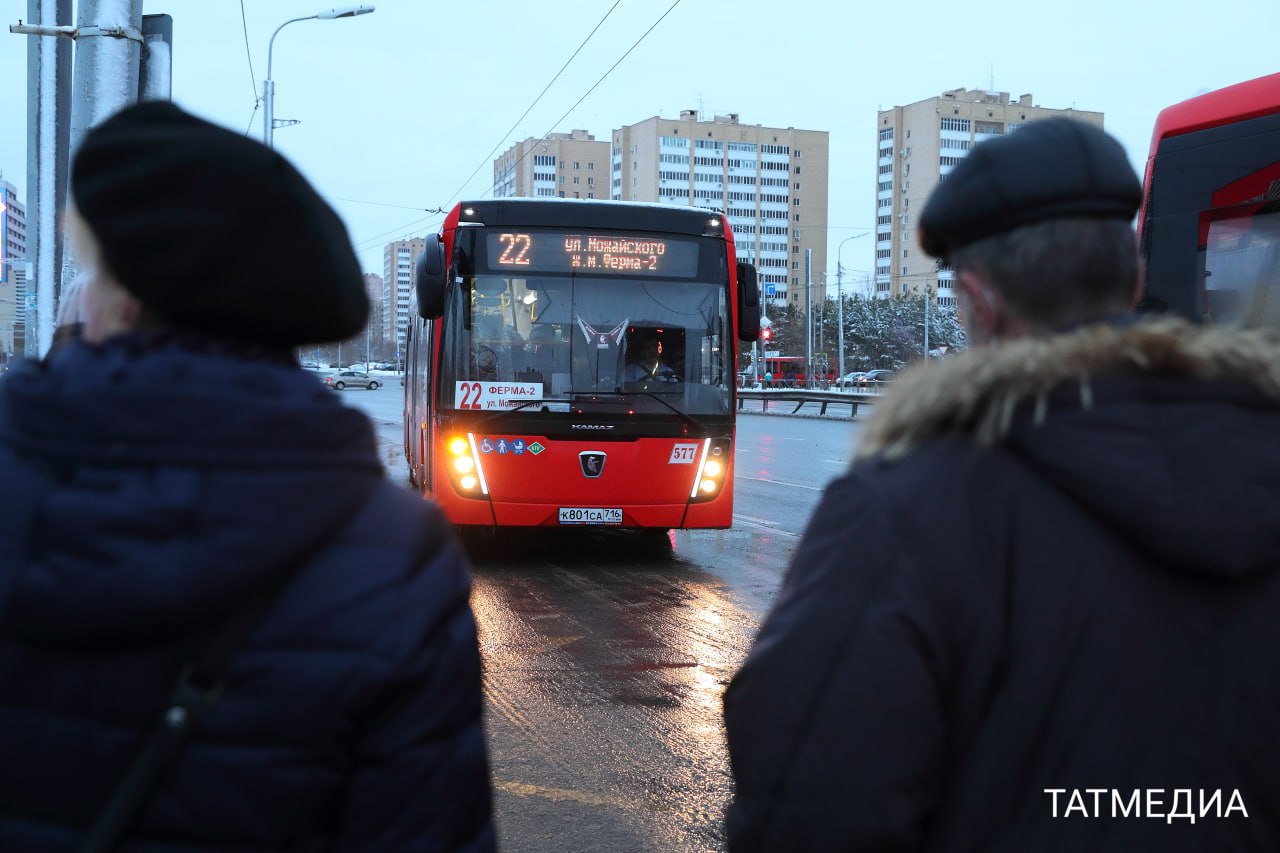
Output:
856 317 1280 577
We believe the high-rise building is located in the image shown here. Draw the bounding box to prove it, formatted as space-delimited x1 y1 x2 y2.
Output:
613 112 829 309
876 89 1103 305
493 113 830 311
383 238 424 356
494 130 610 200
1 179 28 362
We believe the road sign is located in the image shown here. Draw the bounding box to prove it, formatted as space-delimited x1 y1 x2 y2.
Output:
764 283 776 297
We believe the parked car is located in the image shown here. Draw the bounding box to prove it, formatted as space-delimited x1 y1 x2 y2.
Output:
858 369 896 387
839 371 867 388
325 370 380 390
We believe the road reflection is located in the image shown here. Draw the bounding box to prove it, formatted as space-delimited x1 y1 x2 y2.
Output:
465 529 759 853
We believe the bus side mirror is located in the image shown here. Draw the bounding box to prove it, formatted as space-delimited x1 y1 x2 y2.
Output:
415 235 446 319
736 261 760 341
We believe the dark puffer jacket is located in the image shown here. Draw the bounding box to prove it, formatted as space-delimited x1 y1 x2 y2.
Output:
725 318 1280 852
0 336 494 852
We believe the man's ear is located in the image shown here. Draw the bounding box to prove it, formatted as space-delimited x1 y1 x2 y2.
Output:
956 269 999 341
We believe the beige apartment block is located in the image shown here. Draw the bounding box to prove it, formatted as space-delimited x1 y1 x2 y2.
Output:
875 89 1103 305
383 238 424 356
613 112 829 309
494 130 611 201
493 113 830 310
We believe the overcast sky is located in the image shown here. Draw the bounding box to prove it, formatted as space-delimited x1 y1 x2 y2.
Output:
2 0 1277 280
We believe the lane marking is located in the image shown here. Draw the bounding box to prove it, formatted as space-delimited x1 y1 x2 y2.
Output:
735 475 823 492
732 515 801 538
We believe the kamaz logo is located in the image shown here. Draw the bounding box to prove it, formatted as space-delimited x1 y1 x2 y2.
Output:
570 424 615 430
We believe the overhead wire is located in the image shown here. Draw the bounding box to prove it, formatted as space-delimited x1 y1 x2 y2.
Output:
472 0 683 206
327 197 446 213
439 0 624 211
238 1 262 136
350 0 637 255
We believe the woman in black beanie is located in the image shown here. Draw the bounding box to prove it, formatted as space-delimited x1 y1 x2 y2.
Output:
0 101 495 852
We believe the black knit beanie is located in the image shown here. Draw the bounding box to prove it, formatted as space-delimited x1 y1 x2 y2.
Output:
70 100 368 346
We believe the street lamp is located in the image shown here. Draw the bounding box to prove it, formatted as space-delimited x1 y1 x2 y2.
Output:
263 4 375 149
836 232 870 381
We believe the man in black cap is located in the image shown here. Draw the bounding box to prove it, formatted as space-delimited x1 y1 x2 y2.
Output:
724 118 1280 851
0 102 495 851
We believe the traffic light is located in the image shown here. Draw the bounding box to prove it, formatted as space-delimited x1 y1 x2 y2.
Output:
760 328 772 342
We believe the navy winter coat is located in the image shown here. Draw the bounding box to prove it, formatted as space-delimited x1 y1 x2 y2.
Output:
725 319 1280 852
0 336 495 851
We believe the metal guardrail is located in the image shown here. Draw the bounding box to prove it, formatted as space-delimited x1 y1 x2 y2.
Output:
735 386 883 417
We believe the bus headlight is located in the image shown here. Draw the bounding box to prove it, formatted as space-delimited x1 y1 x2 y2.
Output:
689 438 731 503
445 433 489 497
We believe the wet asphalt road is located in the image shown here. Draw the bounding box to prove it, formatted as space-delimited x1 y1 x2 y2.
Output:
337 382 860 851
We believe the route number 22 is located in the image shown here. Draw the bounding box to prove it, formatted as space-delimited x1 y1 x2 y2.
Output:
498 233 532 265
458 381 484 409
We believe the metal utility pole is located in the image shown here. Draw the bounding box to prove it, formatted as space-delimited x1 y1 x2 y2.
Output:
18 0 72 356
836 262 844 381
13 0 144 355
804 248 812 388
923 287 930 363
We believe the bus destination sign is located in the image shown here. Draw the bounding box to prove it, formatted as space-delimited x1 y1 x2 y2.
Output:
486 231 699 277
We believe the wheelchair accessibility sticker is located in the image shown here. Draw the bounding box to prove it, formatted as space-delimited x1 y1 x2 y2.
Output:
479 437 533 456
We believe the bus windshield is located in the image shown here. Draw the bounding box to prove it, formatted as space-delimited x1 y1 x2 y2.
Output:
441 272 731 416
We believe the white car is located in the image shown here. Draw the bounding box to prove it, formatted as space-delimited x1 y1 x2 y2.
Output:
324 370 380 390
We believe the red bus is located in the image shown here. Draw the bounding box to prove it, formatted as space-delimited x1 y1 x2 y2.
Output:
1139 73 1280 325
403 199 760 530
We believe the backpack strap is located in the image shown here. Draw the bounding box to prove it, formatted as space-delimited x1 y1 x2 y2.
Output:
77 560 310 853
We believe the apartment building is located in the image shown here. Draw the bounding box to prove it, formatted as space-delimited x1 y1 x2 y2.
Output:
876 89 1103 304
383 238 424 356
613 112 829 308
493 113 830 310
494 130 610 200
1 179 27 362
